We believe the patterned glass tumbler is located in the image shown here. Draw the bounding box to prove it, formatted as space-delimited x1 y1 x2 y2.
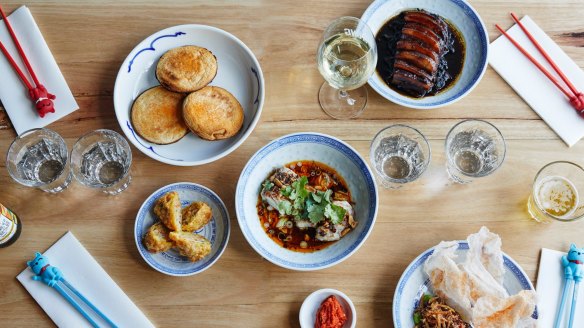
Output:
71 129 132 195
6 128 72 193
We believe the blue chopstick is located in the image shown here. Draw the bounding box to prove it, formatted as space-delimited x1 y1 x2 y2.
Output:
53 283 100 328
568 282 580 328
554 279 571 328
26 252 118 328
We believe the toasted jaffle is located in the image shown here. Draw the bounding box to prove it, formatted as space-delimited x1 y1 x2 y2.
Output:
131 86 188 144
182 86 244 141
156 45 217 93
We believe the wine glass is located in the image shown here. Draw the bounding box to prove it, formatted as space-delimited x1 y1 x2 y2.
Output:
317 16 377 119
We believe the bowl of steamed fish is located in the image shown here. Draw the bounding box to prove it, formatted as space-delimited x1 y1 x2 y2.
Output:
394 227 538 328
361 0 488 109
235 132 378 271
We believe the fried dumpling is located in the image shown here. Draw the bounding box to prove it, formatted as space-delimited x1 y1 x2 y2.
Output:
423 227 537 326
472 290 537 328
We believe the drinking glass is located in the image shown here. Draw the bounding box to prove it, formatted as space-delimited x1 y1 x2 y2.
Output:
316 16 378 120
370 125 431 189
6 128 72 193
445 120 506 184
527 161 584 223
71 129 132 195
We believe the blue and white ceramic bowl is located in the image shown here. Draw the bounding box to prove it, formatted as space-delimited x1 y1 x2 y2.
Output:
362 0 489 109
393 241 538 328
135 183 230 276
236 133 379 271
114 24 264 166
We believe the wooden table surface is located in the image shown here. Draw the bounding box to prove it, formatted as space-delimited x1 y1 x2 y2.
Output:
1 0 584 327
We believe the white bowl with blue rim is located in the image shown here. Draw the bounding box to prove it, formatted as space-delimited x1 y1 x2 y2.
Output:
114 24 264 166
134 182 230 276
361 0 489 109
235 132 379 271
393 241 538 328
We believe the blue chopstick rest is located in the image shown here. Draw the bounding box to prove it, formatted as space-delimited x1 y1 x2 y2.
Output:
27 252 62 286
563 244 584 282
27 252 118 328
554 244 584 328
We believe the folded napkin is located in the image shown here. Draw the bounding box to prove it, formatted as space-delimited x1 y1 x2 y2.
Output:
536 248 583 327
489 15 584 147
0 6 78 135
17 231 154 328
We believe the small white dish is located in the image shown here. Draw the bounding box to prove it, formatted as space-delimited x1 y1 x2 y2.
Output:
361 0 489 109
299 288 356 328
235 132 379 271
134 182 230 276
114 24 265 166
393 241 538 328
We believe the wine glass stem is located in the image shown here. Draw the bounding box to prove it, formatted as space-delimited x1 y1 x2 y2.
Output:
339 90 356 106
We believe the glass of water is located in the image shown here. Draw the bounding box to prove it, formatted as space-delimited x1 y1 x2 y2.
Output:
370 125 431 189
6 128 72 193
71 129 132 195
527 161 584 223
445 119 506 184
316 16 378 120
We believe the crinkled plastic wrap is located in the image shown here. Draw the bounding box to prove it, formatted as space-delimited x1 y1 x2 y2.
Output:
423 227 537 327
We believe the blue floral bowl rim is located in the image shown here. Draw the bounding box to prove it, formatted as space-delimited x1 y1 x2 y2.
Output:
392 240 537 327
134 182 231 276
361 0 489 109
235 132 379 271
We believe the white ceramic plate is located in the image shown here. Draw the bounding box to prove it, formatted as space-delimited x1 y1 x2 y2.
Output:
393 241 538 328
299 289 356 328
362 0 488 109
134 182 230 276
235 133 379 271
114 24 264 165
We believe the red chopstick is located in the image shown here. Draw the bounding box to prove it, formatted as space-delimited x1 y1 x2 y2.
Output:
494 24 573 98
496 13 584 116
0 5 40 86
0 41 33 90
0 4 56 118
509 13 580 98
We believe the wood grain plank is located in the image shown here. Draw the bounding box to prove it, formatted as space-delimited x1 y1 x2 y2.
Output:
1 0 584 327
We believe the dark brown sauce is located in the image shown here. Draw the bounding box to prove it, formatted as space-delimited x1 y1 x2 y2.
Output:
256 161 353 253
375 9 465 98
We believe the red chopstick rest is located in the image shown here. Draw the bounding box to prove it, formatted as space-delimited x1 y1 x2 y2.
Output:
569 93 584 117
29 85 55 118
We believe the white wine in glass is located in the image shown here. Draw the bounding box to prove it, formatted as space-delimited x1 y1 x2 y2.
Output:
317 17 377 119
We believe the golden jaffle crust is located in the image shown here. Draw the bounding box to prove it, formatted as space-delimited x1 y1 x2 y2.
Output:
131 86 188 144
156 46 217 93
182 86 244 141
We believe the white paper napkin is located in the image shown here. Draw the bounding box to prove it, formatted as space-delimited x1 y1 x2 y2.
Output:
16 231 154 328
536 248 583 327
0 6 78 134
489 15 584 147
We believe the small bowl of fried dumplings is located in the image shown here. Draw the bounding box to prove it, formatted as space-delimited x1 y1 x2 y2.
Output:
135 182 230 276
